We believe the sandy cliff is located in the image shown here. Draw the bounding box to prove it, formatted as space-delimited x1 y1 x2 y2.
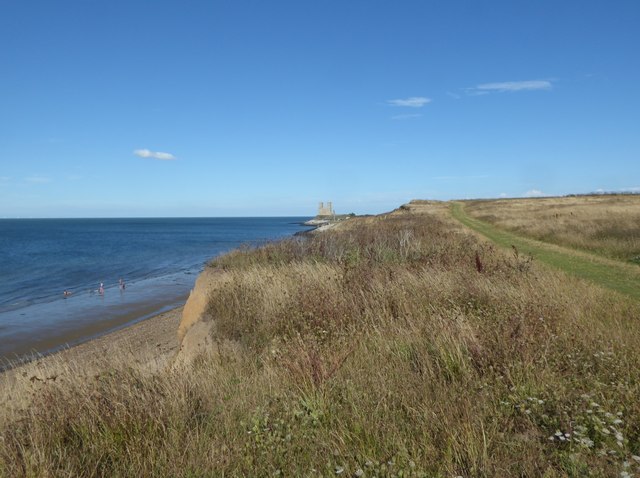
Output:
174 266 231 366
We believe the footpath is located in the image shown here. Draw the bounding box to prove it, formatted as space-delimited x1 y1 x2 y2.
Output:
450 202 640 301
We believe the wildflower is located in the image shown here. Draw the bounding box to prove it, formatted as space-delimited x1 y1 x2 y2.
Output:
579 437 594 448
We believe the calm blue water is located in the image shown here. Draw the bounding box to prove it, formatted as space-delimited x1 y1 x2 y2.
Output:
0 217 311 362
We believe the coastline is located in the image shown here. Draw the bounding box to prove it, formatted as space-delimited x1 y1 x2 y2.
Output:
0 290 189 371
0 305 183 409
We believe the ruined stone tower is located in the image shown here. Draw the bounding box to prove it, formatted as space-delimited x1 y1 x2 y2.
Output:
318 201 334 216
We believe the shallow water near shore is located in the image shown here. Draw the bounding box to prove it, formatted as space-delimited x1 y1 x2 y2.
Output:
0 217 311 362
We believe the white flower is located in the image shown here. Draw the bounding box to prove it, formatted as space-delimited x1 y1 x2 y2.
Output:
580 437 594 448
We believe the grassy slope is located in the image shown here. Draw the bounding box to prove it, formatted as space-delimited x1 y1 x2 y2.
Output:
2 204 640 477
451 201 640 300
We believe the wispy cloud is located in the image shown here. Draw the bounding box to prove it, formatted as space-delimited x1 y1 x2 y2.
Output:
524 189 545 197
134 149 177 161
25 176 52 184
387 97 431 108
432 174 490 181
499 192 508 198
446 91 462 100
467 80 553 95
391 113 422 120
596 186 640 194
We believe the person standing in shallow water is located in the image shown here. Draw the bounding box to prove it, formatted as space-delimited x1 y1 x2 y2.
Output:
99 282 104 295
119 278 125 290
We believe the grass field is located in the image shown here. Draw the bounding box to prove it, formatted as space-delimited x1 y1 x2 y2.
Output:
2 202 640 477
451 201 640 301
463 195 640 264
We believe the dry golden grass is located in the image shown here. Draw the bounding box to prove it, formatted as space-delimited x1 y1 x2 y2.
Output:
464 195 640 263
2 203 640 477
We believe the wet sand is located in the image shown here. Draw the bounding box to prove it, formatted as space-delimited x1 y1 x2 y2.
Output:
0 275 191 362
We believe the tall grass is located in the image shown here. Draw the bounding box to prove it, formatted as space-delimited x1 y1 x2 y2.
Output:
2 206 640 477
464 195 640 263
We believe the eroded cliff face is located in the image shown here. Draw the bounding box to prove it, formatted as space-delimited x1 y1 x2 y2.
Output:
174 267 225 366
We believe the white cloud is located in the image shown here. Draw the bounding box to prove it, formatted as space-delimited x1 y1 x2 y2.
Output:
446 91 462 100
387 97 431 108
25 176 52 184
391 113 422 120
524 189 545 197
468 80 552 94
134 149 177 161
499 192 508 198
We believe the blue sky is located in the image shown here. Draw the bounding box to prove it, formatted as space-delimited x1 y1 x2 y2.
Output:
1 0 639 217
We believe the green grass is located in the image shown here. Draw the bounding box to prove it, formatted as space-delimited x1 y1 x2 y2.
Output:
451 201 640 300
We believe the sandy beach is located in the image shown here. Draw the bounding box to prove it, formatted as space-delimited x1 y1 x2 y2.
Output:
0 306 183 411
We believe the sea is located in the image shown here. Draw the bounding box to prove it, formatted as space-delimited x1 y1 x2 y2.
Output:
0 217 311 363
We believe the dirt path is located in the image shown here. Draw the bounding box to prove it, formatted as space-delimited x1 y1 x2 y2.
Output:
451 202 640 300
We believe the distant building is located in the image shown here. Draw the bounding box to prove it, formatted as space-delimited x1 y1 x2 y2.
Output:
318 201 334 216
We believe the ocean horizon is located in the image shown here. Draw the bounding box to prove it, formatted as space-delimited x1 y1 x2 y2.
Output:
0 217 312 363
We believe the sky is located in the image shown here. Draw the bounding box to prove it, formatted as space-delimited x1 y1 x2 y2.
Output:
1 0 639 217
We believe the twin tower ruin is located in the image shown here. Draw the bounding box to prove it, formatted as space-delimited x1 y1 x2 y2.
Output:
317 201 334 217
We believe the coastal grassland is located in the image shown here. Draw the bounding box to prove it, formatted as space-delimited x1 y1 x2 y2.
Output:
463 195 640 264
451 201 640 300
2 204 640 477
